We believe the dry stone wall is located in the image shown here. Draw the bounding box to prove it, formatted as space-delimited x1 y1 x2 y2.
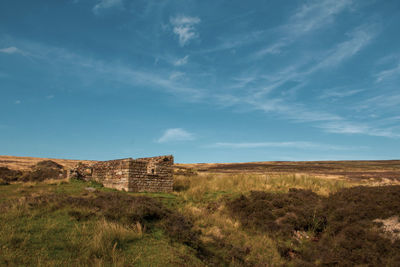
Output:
92 159 131 191
130 155 174 192
90 155 173 192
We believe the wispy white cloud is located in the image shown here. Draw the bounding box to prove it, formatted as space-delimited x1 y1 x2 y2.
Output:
311 25 376 71
170 15 201 46
206 0 351 57
8 38 204 100
319 88 364 99
174 55 189 66
157 128 195 143
15 100 21 104
375 62 400 83
209 141 363 150
242 86 398 138
0 46 18 54
93 0 123 15
253 41 286 57
248 24 376 104
203 30 264 53
357 93 400 111
212 94 241 107
288 0 352 35
0 46 25 55
229 74 260 89
254 0 353 57
236 24 377 126
246 97 343 122
169 71 185 80
319 121 400 138
5 29 393 142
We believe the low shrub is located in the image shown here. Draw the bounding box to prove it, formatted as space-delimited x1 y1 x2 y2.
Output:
227 189 325 237
21 160 64 182
163 213 201 249
174 168 198 176
302 186 400 266
0 167 23 182
227 186 400 265
0 178 10 185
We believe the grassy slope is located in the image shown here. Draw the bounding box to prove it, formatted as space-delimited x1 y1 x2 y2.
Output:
0 179 203 267
1 173 399 266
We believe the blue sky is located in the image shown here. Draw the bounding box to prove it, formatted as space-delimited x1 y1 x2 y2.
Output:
0 0 399 163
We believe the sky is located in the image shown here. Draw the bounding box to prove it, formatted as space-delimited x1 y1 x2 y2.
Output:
0 0 399 163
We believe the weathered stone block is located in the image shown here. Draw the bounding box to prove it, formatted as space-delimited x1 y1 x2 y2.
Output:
88 155 173 192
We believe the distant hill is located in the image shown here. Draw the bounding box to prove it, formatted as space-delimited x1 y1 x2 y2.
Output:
175 160 400 181
2 155 399 181
0 155 97 170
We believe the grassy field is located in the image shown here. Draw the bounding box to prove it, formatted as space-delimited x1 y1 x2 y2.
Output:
1 159 400 266
176 160 400 181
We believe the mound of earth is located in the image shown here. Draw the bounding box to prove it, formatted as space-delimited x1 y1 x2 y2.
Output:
0 160 66 183
34 160 63 170
0 167 23 184
21 160 65 181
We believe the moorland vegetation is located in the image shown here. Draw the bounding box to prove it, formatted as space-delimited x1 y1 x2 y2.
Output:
0 161 399 266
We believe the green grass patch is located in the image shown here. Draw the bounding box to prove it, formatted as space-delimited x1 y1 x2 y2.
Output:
0 172 397 266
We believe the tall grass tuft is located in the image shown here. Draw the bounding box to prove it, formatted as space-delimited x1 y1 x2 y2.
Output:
174 173 352 201
90 219 142 258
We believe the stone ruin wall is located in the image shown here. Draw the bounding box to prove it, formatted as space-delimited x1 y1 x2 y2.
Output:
130 155 174 192
91 159 131 191
89 155 173 193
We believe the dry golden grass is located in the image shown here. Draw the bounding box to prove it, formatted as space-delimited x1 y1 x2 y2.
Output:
183 200 284 265
89 219 142 264
0 155 97 170
175 173 354 201
176 160 400 181
171 172 362 265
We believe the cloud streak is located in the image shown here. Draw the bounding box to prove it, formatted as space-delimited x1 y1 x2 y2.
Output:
93 0 123 15
0 46 25 55
319 88 364 99
311 25 376 71
7 38 204 100
255 0 353 57
174 55 189 66
157 128 195 143
231 23 384 137
319 121 400 138
376 62 400 83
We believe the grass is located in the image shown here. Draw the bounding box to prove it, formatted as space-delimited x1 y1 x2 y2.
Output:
0 171 398 266
174 173 353 202
0 179 204 266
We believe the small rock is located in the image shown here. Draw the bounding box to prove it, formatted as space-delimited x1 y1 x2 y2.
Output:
85 187 96 192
